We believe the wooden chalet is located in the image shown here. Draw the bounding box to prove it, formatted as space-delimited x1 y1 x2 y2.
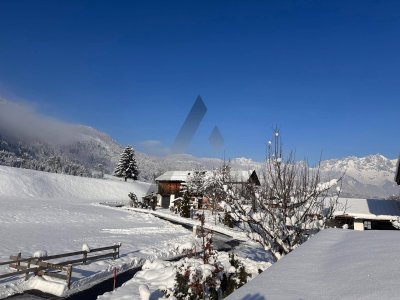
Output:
155 171 203 208
155 169 261 209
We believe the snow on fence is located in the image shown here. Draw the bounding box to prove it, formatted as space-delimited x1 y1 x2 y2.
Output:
0 244 121 288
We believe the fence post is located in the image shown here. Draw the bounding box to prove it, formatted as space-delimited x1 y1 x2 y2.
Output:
25 258 31 281
83 251 87 264
66 265 72 289
16 252 21 269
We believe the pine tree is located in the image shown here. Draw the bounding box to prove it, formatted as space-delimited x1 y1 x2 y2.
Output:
113 145 139 181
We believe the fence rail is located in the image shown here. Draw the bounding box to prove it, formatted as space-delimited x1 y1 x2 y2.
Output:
0 244 121 288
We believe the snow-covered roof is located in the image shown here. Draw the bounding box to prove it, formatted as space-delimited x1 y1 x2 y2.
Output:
228 229 400 300
155 170 258 183
228 170 254 182
334 197 400 220
155 171 196 182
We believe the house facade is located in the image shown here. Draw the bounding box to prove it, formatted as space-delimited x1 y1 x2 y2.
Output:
155 171 194 208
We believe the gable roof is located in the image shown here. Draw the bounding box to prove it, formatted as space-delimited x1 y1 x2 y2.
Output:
155 171 193 182
155 169 259 184
228 170 260 185
229 170 253 181
227 229 400 300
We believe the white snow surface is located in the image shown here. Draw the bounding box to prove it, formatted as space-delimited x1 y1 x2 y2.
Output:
0 166 192 298
25 276 67 297
228 228 400 300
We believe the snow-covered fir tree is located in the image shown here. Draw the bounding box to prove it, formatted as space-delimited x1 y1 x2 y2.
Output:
113 145 139 181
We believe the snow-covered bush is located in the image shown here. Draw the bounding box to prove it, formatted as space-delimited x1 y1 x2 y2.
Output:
391 217 400 229
170 256 224 300
223 212 234 228
165 213 252 299
220 252 250 297
128 192 139 207
167 212 223 299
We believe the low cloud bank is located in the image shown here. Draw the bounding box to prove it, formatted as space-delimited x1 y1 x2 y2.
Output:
0 99 83 145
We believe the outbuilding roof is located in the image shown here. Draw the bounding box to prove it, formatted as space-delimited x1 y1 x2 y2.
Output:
334 197 400 221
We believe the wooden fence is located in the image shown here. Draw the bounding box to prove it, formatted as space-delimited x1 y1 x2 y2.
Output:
0 244 121 288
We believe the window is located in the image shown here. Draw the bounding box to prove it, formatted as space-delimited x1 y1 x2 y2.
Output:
364 220 372 230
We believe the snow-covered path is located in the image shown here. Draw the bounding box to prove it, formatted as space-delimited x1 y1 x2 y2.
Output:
125 207 249 241
0 166 193 298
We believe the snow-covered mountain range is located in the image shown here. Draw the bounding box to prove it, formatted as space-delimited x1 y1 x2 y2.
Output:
319 155 399 198
0 99 398 198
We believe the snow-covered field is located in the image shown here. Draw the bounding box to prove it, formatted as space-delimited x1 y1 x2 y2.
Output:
0 166 194 298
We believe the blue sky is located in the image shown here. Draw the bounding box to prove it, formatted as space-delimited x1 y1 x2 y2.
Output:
0 0 399 162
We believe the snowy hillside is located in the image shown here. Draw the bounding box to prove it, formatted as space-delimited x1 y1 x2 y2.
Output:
0 165 155 201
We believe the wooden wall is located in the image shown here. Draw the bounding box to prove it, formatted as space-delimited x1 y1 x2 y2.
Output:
158 181 182 196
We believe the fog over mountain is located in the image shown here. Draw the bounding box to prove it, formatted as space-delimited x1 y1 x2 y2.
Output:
0 99 399 198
